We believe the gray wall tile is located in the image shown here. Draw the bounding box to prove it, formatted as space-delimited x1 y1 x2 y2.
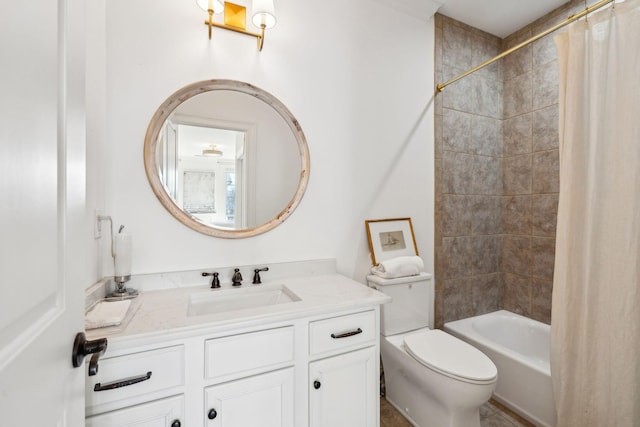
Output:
472 236 501 275
504 72 533 118
532 194 558 236
473 155 503 195
443 109 471 153
532 278 553 324
503 113 532 156
472 273 503 315
532 237 556 280
442 195 472 236
472 36 502 80
443 151 474 194
503 235 531 276
503 195 531 235
533 104 559 152
503 43 532 80
472 196 503 235
471 116 503 156
532 150 559 193
532 34 557 67
503 273 532 317
533 61 559 109
443 21 472 69
503 154 532 195
435 113 443 159
473 76 503 118
443 276 475 323
442 66 475 111
441 236 474 278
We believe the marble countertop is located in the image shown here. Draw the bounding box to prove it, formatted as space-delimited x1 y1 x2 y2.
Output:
86 273 390 348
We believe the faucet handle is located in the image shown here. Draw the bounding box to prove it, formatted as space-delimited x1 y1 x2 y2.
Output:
202 271 221 288
232 268 243 286
252 267 269 284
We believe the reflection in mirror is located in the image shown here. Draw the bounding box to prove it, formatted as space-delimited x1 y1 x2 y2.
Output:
144 80 310 238
158 122 244 228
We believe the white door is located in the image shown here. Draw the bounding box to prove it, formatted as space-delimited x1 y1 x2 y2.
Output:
309 347 378 427
0 0 87 426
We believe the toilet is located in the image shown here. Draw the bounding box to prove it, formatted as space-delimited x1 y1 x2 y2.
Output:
367 272 497 427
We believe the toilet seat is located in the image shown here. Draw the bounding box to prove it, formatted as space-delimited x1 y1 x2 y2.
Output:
403 329 497 384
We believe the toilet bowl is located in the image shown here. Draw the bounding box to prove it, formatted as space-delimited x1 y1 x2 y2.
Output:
382 328 497 427
367 273 497 427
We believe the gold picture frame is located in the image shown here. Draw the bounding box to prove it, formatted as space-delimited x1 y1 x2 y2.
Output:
365 217 419 266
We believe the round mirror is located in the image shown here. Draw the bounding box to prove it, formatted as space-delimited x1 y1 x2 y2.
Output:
144 80 310 238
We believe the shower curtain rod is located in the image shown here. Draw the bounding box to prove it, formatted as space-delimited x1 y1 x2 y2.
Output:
436 0 615 92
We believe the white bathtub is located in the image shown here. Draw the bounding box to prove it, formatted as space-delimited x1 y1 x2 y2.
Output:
444 310 557 427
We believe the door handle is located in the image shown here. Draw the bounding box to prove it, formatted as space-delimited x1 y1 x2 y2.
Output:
72 332 108 376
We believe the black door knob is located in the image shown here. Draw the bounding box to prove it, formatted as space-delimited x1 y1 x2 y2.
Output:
208 408 218 419
71 332 108 376
171 420 181 427
313 380 321 389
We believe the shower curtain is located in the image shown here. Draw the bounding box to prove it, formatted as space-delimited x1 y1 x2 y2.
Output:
552 0 640 425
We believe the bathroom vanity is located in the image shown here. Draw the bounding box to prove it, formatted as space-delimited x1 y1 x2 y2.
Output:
84 265 389 427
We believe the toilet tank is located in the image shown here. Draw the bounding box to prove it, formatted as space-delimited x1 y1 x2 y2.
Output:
367 272 434 336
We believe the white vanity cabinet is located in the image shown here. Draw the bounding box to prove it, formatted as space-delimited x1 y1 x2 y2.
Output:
85 305 382 427
308 310 378 427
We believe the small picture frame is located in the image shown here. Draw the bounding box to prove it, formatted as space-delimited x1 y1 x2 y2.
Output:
365 217 419 266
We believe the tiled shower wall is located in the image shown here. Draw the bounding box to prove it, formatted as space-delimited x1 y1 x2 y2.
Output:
434 15 504 328
434 0 586 327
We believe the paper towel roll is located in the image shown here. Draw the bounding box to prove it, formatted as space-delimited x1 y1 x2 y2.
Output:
115 233 132 278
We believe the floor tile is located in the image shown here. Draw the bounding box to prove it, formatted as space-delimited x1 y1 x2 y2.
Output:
380 397 535 427
380 397 413 427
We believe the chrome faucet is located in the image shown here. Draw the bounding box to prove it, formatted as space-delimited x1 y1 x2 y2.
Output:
232 268 243 286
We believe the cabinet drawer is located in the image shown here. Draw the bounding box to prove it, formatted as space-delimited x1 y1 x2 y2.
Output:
309 310 376 357
205 326 294 381
86 345 184 413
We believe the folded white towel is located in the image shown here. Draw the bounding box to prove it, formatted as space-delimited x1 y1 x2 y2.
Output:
85 300 131 330
371 256 424 279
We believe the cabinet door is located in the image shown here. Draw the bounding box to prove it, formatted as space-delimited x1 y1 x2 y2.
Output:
86 395 184 427
204 368 294 427
309 346 378 427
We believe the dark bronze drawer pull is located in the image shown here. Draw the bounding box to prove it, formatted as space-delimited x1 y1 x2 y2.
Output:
94 371 152 391
330 328 363 339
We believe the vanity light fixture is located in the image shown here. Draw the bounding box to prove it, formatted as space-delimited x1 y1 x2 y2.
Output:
196 0 276 51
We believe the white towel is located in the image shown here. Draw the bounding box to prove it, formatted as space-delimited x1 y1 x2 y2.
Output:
371 256 424 279
85 300 131 330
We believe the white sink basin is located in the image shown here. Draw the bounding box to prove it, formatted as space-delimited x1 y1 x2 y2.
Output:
187 284 301 317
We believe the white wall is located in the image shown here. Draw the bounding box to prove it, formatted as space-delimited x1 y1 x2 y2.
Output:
90 0 435 284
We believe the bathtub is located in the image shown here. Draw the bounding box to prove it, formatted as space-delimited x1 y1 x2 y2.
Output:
444 310 556 427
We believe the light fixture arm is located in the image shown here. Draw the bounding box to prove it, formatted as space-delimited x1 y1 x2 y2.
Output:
206 8 214 40
204 21 266 50
257 24 265 51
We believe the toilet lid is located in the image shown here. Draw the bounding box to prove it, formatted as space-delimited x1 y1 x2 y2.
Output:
403 330 497 383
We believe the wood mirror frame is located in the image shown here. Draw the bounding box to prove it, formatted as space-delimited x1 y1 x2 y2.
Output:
143 79 310 238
